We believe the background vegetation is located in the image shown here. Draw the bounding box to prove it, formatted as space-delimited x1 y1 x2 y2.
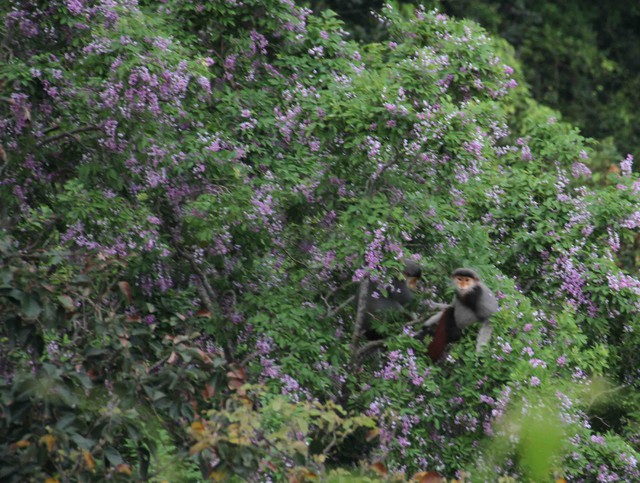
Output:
1 1 639 481
311 0 640 167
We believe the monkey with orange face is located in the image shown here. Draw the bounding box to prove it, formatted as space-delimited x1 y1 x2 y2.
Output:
419 268 499 362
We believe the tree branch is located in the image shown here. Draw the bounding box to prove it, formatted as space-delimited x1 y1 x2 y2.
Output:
0 145 7 178
36 125 102 147
326 295 355 319
350 279 369 353
175 246 233 363
355 340 385 360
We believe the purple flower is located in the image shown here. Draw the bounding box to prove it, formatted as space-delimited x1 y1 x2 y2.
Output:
499 341 512 354
522 347 534 357
479 394 495 405
308 46 324 58
572 161 592 178
65 0 84 16
621 211 640 230
224 55 237 71
620 154 634 177
529 358 547 369
197 76 211 93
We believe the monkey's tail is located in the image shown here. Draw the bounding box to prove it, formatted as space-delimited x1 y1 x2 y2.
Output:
427 307 454 363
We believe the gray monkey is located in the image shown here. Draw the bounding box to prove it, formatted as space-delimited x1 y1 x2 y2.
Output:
419 268 498 361
359 260 422 341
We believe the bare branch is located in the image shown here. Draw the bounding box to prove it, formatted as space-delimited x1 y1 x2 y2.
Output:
0 149 7 179
355 340 385 360
175 246 234 363
350 279 369 352
36 125 102 147
239 350 260 367
326 295 355 319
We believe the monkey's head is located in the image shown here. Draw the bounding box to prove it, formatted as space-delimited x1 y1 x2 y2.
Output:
451 268 480 294
403 259 422 290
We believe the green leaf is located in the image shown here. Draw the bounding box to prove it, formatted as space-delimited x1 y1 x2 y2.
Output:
21 296 42 320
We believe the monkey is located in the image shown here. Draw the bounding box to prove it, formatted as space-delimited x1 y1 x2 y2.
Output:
418 268 498 362
358 259 422 341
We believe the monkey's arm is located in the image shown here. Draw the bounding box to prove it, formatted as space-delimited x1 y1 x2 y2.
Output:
413 309 446 341
423 310 445 327
476 283 499 319
475 321 493 353
430 302 451 310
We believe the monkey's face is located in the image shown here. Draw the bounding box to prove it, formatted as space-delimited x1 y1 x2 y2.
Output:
453 275 476 292
405 276 420 290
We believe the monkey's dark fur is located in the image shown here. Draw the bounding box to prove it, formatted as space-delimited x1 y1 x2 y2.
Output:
359 260 422 341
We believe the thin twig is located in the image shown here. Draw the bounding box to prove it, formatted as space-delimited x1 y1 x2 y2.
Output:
239 350 260 367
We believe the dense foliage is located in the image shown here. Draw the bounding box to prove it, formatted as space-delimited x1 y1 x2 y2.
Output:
311 0 640 167
435 0 640 164
1 1 639 481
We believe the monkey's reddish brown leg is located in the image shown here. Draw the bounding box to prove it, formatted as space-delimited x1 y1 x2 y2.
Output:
427 307 454 362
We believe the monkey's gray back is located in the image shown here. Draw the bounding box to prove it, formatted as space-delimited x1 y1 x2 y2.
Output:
364 278 412 313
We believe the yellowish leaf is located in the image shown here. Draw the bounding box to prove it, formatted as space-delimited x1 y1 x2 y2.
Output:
290 441 308 456
313 454 326 464
40 434 56 452
366 428 380 442
191 421 206 435
411 471 444 483
83 451 96 471
202 383 216 400
197 349 213 364
118 281 133 303
189 440 210 455
209 469 228 481
371 462 388 476
11 439 30 449
168 351 179 364
116 464 132 475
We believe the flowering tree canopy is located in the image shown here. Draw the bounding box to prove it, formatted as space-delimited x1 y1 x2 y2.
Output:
1 1 639 481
